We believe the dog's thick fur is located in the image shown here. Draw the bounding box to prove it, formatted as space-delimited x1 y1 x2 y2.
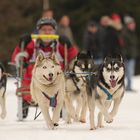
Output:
0 64 7 119
65 61 87 123
30 53 65 129
88 55 125 130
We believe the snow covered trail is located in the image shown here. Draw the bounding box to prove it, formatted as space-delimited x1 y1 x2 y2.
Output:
0 77 140 140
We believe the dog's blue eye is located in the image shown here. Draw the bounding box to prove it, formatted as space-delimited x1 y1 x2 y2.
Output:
43 66 47 69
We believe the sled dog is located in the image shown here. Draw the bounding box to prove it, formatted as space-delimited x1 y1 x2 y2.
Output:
65 59 87 123
88 54 125 130
30 53 65 129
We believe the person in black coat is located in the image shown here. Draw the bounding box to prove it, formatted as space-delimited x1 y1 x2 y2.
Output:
83 21 103 64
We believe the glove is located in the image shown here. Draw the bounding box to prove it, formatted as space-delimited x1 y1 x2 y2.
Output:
59 35 72 48
19 33 32 48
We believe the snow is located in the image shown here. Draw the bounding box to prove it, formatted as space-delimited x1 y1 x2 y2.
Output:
0 76 140 140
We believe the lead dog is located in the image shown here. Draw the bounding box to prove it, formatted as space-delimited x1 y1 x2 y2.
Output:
0 64 7 119
88 55 125 130
30 53 65 129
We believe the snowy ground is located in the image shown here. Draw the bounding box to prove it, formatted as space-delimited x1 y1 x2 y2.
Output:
0 76 140 140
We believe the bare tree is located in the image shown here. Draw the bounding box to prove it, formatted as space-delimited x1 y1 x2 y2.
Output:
43 0 50 10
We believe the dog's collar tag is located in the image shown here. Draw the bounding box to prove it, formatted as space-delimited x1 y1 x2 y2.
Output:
97 84 112 100
42 91 58 107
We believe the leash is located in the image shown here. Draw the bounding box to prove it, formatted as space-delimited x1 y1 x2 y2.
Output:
34 107 41 120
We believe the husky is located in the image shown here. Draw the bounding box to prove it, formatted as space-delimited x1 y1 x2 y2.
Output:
0 64 7 119
88 54 125 130
30 53 65 129
65 59 87 123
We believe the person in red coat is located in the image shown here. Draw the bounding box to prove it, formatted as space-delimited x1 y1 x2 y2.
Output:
11 18 78 104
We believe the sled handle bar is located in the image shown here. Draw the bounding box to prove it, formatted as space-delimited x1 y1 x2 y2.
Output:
31 34 59 40
65 72 96 75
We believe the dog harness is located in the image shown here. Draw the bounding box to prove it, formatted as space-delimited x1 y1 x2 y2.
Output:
97 83 112 100
41 91 58 107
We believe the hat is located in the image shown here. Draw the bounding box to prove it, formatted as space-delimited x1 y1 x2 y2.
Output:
124 16 135 24
111 13 121 21
36 18 57 30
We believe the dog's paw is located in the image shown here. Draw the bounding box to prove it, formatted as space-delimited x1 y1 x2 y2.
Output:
0 112 6 119
104 116 113 123
97 124 104 128
66 119 72 124
90 127 97 130
105 117 113 123
80 119 86 123
54 123 59 127
106 119 113 123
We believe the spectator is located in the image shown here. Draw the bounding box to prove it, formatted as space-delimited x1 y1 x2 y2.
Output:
98 15 110 58
83 21 103 64
103 13 124 57
123 15 139 92
57 15 75 45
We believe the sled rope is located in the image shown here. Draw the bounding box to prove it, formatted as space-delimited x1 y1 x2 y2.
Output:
34 107 41 120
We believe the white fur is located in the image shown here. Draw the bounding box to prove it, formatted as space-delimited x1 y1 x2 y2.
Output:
30 53 65 129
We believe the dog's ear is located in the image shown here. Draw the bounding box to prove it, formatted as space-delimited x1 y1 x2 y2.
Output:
50 53 60 65
118 54 124 63
35 52 45 66
103 56 110 64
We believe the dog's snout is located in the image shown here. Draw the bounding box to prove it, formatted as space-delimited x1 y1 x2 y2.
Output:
110 75 115 80
49 73 53 77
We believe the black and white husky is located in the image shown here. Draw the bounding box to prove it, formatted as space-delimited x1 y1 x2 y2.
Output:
0 64 7 119
87 54 125 130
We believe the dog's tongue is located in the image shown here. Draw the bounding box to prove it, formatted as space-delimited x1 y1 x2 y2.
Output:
110 80 116 88
48 77 53 81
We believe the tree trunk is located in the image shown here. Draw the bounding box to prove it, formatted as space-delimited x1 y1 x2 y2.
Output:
43 0 50 10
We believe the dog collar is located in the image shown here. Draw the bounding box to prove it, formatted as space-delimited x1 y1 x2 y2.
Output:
97 83 112 100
